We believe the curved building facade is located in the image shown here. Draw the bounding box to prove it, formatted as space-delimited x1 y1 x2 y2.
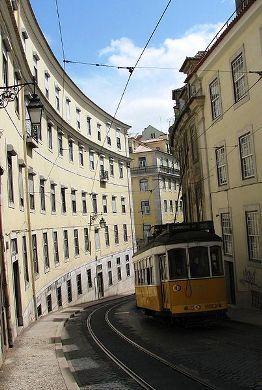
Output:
0 0 135 361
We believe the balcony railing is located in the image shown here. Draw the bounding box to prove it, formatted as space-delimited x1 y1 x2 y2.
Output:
26 119 39 148
100 169 109 182
131 164 179 176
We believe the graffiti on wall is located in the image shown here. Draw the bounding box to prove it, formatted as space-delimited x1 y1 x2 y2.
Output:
240 267 257 287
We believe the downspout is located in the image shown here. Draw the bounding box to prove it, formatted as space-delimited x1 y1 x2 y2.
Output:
21 92 38 321
0 168 13 347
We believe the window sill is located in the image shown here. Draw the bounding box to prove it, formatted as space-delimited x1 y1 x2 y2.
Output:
8 202 15 209
233 93 250 110
44 267 50 274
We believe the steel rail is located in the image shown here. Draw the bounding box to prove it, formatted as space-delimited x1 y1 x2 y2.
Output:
105 301 221 390
86 303 156 390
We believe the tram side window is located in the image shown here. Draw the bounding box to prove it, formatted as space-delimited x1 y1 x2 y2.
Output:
168 248 188 279
210 246 224 276
189 247 210 278
159 254 168 280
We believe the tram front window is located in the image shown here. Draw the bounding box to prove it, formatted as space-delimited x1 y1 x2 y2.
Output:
189 246 210 278
168 248 188 279
210 246 224 276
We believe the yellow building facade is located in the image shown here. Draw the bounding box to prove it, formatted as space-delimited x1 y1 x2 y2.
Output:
170 0 262 308
0 0 135 362
129 130 183 246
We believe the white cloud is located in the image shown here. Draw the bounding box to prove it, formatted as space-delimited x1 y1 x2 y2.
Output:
74 23 223 133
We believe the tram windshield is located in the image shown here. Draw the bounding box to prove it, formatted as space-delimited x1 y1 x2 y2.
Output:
210 246 224 276
189 246 210 278
168 248 188 279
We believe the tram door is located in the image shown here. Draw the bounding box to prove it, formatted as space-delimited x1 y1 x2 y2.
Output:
159 254 170 309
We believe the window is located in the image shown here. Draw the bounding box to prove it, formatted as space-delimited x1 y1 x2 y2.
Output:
164 200 168 212
43 232 50 269
162 178 166 190
22 236 29 284
140 179 148 192
79 145 84 166
168 179 171 190
87 117 91 135
139 157 146 168
108 270 113 285
18 165 24 208
47 123 52 149
117 266 122 281
121 197 126 213
210 246 224 276
40 179 46 211
68 139 73 162
82 192 87 214
14 72 20 114
89 151 94 170
66 98 70 121
114 225 119 244
57 130 63 156
126 254 130 277
46 294 52 313
112 196 117 213
2 42 8 87
44 72 49 99
61 186 67 213
92 194 98 214
99 156 104 174
28 173 35 210
67 280 72 302
168 248 188 279
105 225 110 246
119 162 123 178
106 123 111 145
71 190 77 214
74 229 79 256
55 87 60 111
123 224 128 242
170 200 173 212
116 128 121 149
57 286 62 307
216 146 227 185
109 158 114 176
209 78 221 119
141 200 150 214
84 227 89 252
7 154 14 204
32 234 39 274
97 124 101 141
189 246 210 278
221 213 233 255
77 274 82 295
50 183 56 213
102 195 107 213
63 230 69 259
95 228 100 250
33 53 38 83
239 133 254 179
190 125 198 162
53 231 59 264
231 52 247 102
246 210 261 262
76 108 81 129
87 269 92 288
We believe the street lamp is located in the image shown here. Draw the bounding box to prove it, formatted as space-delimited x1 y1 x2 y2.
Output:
27 93 43 126
89 213 107 229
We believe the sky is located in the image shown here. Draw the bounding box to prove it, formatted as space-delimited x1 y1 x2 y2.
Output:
30 0 235 134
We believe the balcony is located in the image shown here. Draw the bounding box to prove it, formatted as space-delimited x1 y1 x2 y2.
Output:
100 169 109 182
131 164 179 176
26 120 39 149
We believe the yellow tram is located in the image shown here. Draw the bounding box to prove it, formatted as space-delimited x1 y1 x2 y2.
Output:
133 222 227 322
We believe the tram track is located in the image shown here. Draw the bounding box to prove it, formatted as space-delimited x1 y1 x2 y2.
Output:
86 298 221 390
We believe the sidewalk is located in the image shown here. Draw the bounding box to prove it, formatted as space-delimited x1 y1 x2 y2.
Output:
0 300 261 390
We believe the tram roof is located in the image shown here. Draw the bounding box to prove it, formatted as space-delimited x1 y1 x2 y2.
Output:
133 230 222 257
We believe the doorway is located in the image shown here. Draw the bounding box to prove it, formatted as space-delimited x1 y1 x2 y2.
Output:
13 260 23 326
97 272 104 298
224 260 236 305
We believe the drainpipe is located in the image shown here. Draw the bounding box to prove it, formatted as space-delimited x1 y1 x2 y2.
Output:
21 92 38 321
0 168 13 347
